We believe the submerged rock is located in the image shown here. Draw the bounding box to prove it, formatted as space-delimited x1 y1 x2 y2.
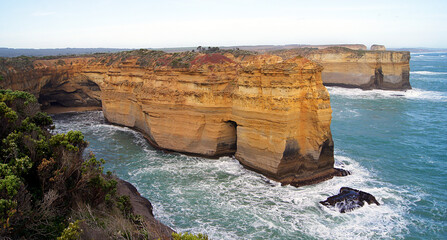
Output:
320 187 380 213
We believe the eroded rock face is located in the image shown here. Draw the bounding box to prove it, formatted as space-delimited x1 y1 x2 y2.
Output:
0 51 340 186
320 187 380 213
273 47 411 90
0 57 102 109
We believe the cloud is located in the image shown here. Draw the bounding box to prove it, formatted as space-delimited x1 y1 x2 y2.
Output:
32 11 56 17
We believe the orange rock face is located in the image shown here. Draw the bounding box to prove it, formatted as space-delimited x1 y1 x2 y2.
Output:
0 51 340 186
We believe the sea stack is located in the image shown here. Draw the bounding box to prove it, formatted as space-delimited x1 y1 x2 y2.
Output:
273 47 411 90
0 51 341 186
371 44 386 51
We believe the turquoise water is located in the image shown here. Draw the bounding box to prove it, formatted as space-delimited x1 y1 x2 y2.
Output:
52 53 447 239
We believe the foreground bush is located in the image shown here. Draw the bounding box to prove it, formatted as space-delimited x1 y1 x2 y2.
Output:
0 89 163 239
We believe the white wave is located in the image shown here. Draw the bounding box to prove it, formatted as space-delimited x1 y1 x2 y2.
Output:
411 71 447 75
410 52 447 55
327 87 447 102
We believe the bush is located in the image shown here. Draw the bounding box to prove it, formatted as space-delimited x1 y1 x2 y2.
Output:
58 220 82 240
0 90 116 238
172 232 210 240
1 89 167 239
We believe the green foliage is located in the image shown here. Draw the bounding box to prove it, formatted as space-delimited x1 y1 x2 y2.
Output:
0 89 37 105
0 90 89 238
0 102 18 123
172 232 210 240
31 112 53 126
58 220 82 240
117 195 132 217
81 153 117 207
50 130 87 152
0 89 155 239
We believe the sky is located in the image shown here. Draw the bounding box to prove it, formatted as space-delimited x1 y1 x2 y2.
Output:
0 0 446 49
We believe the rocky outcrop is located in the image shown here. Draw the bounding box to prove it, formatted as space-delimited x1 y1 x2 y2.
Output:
116 179 174 239
320 187 380 213
371 44 386 51
272 47 411 90
0 50 342 186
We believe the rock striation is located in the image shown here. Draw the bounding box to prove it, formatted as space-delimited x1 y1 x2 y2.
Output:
0 50 343 186
272 47 411 90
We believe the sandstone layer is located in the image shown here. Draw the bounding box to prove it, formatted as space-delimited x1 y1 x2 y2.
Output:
0 50 341 186
273 47 411 90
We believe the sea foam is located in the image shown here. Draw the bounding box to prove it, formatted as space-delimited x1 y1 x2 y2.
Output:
410 71 447 75
126 150 411 240
327 87 447 102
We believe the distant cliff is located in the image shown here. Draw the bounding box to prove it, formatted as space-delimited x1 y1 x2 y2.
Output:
272 47 411 90
0 50 343 186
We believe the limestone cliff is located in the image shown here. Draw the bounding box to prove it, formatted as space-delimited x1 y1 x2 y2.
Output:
0 57 102 109
272 47 411 90
0 51 342 186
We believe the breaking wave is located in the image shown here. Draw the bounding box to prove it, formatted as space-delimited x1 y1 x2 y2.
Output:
410 71 447 75
327 87 447 102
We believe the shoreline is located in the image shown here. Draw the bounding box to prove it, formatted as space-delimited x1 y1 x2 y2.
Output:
52 109 347 187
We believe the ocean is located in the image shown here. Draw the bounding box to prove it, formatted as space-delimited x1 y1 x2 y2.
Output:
52 52 447 239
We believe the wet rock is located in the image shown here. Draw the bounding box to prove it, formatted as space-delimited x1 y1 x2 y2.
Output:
333 168 351 176
320 187 380 213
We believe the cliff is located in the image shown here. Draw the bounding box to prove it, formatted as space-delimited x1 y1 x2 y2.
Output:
0 50 343 186
272 47 411 90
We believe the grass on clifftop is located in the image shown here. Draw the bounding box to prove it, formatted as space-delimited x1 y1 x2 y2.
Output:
0 47 257 73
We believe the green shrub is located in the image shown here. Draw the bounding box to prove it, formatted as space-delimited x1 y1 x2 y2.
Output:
172 232 210 240
58 220 82 240
117 195 132 217
0 89 157 239
50 130 87 152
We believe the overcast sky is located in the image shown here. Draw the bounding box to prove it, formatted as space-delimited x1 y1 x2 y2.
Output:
1 0 446 49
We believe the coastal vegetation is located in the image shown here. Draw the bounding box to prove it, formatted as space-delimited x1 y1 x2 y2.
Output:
0 89 166 239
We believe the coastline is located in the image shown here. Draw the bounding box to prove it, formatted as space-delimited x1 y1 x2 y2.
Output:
54 109 346 188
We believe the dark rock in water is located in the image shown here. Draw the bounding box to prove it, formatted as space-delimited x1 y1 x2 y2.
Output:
320 187 380 213
333 168 351 176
